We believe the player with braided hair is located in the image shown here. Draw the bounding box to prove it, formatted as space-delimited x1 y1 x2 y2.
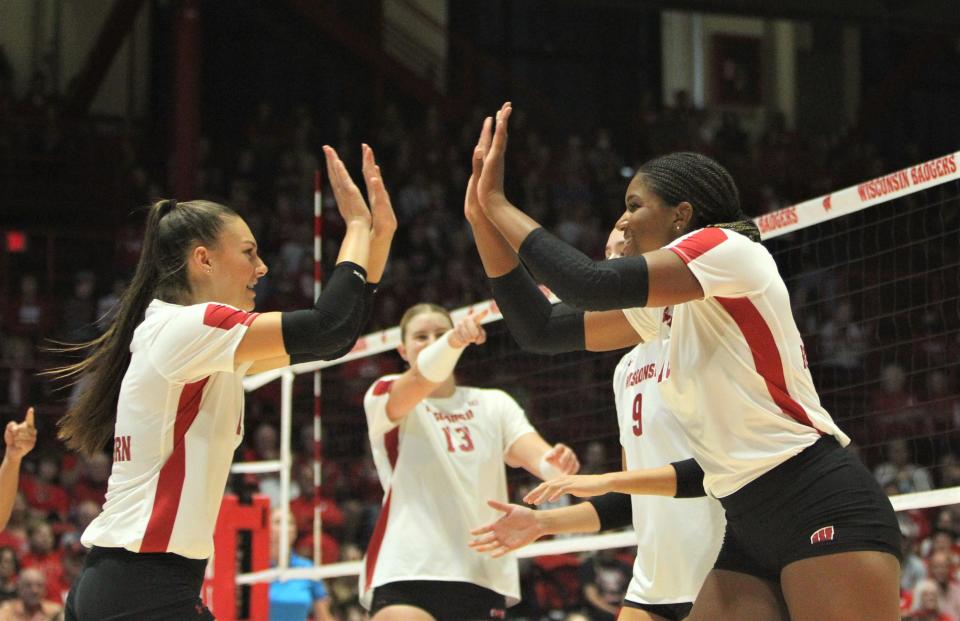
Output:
465 104 901 621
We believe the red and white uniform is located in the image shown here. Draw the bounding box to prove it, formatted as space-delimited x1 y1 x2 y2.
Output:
613 334 725 605
624 228 849 498
359 376 535 608
82 300 257 559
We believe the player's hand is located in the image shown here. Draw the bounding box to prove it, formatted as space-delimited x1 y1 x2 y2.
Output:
361 144 397 241
448 310 489 349
476 102 512 212
4 407 37 462
469 500 544 558
323 145 372 228
464 116 493 225
523 473 613 505
543 443 580 476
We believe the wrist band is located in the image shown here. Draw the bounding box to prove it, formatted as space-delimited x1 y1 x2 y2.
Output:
416 332 465 383
538 453 563 480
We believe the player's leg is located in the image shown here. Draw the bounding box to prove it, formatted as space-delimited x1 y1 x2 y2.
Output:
780 550 900 621
686 569 788 621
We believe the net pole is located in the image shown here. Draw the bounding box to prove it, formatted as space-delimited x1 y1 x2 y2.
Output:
312 169 323 566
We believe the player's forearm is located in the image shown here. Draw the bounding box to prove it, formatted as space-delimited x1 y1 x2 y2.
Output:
336 221 371 268
366 234 392 283
0 454 23 530
603 465 679 497
482 194 542 253
535 501 601 535
468 214 520 278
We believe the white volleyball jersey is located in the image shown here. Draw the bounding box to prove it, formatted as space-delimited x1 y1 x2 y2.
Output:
613 338 725 605
359 376 535 608
623 228 849 498
82 300 256 559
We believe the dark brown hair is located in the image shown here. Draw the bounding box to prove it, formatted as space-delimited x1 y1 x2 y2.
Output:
51 199 237 455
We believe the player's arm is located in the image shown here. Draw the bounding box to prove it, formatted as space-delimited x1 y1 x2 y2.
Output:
469 500 602 558
475 103 703 311
504 433 580 480
523 458 706 504
383 311 489 423
0 408 37 530
466 113 641 353
235 147 376 364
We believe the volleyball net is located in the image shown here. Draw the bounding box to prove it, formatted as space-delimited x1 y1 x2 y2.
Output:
223 151 960 605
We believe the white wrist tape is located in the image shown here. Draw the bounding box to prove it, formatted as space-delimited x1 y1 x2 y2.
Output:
416 331 465 383
539 453 564 481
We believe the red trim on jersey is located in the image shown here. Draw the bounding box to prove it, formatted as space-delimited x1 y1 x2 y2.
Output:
363 427 400 591
203 304 259 330
715 297 818 430
668 228 727 264
371 379 394 396
140 377 209 552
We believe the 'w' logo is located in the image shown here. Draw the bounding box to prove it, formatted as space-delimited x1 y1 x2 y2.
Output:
810 525 835 544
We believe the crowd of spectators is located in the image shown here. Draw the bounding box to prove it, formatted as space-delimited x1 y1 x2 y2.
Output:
2 61 960 617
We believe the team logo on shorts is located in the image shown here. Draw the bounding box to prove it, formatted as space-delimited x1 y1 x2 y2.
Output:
809 525 836 544
490 608 506 619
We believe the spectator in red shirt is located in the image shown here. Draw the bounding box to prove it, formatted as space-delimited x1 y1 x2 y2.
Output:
19 523 64 603
68 452 109 507
20 455 68 520
289 461 344 538
0 547 18 603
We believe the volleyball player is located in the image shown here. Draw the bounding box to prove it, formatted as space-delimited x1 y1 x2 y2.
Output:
465 143 726 621
466 103 901 621
360 303 580 621
1 407 37 531
57 144 396 620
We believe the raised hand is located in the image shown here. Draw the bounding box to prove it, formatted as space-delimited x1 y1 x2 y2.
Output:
476 102 512 211
361 144 397 240
448 309 489 349
323 146 372 229
464 116 494 224
4 407 37 461
542 443 580 476
523 473 613 505
469 500 544 558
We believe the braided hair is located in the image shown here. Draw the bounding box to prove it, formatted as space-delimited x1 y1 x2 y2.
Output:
636 152 761 242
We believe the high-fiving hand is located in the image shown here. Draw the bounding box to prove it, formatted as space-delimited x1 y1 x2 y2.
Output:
475 102 512 213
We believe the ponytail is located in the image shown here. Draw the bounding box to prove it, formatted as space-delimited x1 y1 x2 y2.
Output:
50 199 235 455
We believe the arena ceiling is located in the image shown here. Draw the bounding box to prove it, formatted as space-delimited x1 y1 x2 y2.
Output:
586 0 960 31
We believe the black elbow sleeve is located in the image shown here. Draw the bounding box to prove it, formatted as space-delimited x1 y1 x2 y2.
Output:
290 282 378 364
672 458 707 498
518 228 649 311
489 266 585 354
588 493 633 531
282 262 367 357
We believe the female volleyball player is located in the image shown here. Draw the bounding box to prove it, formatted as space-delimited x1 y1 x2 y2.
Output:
465 137 726 621
359 303 580 621
466 103 901 621
58 144 396 620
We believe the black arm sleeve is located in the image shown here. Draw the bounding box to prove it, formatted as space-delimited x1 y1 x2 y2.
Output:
672 458 707 498
281 261 368 358
588 493 633 531
488 265 585 354
518 227 649 311
290 282 378 364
